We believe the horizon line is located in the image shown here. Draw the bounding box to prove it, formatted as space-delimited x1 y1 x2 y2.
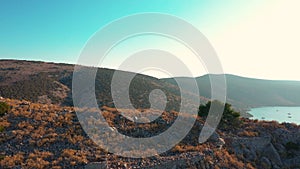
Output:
1 58 300 82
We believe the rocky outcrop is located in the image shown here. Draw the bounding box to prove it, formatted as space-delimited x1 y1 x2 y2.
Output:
262 143 282 168
207 131 225 149
272 128 300 145
228 136 271 155
283 156 300 168
227 136 283 168
85 153 212 169
147 155 209 169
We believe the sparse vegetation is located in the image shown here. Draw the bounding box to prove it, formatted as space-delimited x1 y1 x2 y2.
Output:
198 100 241 129
0 60 300 168
0 60 191 110
0 126 4 132
0 155 5 161
0 98 299 168
0 102 10 116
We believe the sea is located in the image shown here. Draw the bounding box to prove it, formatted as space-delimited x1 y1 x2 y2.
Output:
248 106 300 125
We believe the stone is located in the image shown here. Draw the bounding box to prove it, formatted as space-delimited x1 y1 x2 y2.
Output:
262 143 282 167
274 143 286 156
283 156 300 168
243 148 257 161
85 162 107 169
260 157 271 169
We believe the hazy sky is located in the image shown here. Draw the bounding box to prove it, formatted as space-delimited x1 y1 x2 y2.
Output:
1 0 299 80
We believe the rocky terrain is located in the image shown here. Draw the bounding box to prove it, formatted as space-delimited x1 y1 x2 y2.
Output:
0 60 206 111
2 59 300 115
1 98 300 168
1 60 300 168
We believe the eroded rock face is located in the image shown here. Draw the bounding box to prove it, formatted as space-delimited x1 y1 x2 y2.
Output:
272 128 300 145
228 136 271 154
260 157 272 169
226 123 300 169
262 143 282 167
274 143 286 156
243 148 257 161
227 136 283 168
147 155 208 169
85 162 107 169
283 156 300 168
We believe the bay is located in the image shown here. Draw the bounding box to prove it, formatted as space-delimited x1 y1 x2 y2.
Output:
248 106 300 124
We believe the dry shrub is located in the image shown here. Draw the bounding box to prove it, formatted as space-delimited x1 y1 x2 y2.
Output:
23 150 53 169
0 153 24 168
214 150 255 169
31 126 46 139
237 131 259 137
66 134 84 144
0 120 10 128
25 158 50 169
62 149 88 165
102 106 117 112
29 150 53 159
172 144 204 153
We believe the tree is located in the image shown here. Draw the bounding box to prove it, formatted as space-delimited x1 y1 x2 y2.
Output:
0 102 11 117
198 100 241 130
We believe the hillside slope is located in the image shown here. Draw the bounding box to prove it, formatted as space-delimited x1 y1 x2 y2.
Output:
2 59 300 112
162 74 300 109
0 60 206 111
1 98 300 168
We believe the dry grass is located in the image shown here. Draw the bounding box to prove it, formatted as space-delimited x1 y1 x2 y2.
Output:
1 98 298 168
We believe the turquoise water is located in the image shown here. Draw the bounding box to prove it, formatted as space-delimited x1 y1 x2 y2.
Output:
248 107 300 124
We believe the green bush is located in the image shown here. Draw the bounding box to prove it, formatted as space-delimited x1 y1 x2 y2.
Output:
0 155 5 161
0 126 4 132
198 100 241 129
0 102 11 117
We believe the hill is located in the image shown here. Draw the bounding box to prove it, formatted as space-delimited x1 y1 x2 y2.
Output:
1 98 300 168
162 74 300 110
1 60 300 168
2 59 300 114
0 60 206 112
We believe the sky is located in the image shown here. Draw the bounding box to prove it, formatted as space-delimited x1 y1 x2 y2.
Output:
1 0 300 80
